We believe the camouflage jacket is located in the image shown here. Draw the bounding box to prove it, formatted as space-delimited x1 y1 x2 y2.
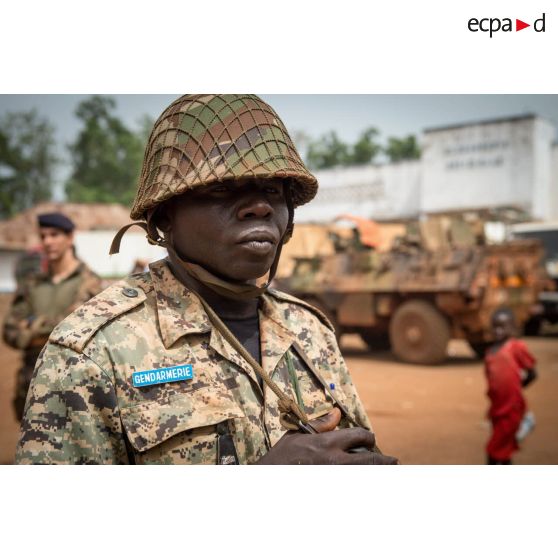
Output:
3 262 103 351
16 259 372 465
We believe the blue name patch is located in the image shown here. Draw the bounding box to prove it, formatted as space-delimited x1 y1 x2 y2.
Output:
132 365 194 387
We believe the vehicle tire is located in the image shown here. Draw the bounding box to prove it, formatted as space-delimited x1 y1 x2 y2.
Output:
301 297 341 345
467 341 490 359
523 318 542 337
389 300 450 365
359 330 391 351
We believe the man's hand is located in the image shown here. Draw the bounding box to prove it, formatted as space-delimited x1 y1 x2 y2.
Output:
15 316 48 350
256 408 399 465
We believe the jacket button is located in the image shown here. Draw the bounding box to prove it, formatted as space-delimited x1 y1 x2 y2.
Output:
122 287 138 298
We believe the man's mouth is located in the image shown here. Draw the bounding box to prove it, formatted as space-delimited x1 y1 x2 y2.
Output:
236 229 278 255
236 229 278 244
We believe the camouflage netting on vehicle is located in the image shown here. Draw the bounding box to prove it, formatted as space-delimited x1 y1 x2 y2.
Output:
130 94 318 220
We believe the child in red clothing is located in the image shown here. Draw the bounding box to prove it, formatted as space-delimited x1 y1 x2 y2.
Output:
484 308 537 464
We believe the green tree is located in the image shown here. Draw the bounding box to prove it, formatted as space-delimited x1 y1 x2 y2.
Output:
0 110 57 218
65 96 145 205
306 131 350 170
349 127 381 165
385 134 421 162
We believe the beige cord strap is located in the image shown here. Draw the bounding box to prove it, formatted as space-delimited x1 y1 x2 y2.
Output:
109 189 310 429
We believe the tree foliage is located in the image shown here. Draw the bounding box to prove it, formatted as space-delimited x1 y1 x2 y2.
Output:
65 96 145 206
385 135 421 162
351 127 381 165
0 110 57 219
307 131 350 170
306 127 383 170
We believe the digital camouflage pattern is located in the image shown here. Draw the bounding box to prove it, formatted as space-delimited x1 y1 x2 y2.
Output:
131 94 318 220
16 260 372 464
3 262 103 420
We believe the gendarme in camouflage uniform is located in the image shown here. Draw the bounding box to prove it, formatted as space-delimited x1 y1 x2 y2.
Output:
16 95 376 465
17 260 371 464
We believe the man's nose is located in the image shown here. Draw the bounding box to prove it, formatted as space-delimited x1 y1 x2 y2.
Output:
237 196 273 220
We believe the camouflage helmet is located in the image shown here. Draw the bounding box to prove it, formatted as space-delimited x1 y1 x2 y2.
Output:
130 94 318 221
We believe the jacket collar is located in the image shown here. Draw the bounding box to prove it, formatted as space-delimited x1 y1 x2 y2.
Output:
149 259 212 349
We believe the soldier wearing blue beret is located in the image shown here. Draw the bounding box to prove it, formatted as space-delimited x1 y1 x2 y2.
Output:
3 211 102 421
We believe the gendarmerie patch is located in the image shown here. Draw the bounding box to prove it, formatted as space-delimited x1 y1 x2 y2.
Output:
132 365 194 388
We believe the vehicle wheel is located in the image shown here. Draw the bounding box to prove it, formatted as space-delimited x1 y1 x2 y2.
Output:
301 297 341 345
359 330 391 351
389 300 450 365
467 341 490 359
523 318 541 337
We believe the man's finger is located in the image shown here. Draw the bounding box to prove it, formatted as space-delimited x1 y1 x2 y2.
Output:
308 407 342 433
333 426 376 451
370 453 399 465
348 451 400 465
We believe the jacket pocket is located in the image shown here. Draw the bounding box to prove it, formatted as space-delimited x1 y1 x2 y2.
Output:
290 341 350 420
120 389 245 464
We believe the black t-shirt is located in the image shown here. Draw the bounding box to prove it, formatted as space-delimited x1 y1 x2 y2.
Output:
220 314 262 366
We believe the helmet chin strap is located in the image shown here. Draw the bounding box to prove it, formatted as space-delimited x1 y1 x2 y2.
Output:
109 186 295 301
166 241 269 300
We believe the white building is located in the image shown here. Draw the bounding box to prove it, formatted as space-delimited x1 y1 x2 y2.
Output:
297 161 422 222
295 114 558 224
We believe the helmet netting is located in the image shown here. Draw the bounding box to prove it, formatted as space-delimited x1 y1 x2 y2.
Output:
131 94 317 220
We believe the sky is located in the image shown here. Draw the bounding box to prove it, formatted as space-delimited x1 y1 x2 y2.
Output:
1 94 558 199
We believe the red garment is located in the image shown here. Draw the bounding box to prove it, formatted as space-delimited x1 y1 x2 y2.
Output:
484 338 536 461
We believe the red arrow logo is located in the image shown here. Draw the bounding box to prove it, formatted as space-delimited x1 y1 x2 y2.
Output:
516 19 530 31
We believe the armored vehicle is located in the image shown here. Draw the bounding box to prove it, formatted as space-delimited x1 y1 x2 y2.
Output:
277 218 546 365
511 221 558 335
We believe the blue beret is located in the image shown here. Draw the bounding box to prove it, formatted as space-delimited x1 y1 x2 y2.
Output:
37 212 75 233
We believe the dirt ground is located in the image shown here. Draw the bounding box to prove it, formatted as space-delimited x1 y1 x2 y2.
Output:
0 295 22 464
1 292 556 464
343 333 558 464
